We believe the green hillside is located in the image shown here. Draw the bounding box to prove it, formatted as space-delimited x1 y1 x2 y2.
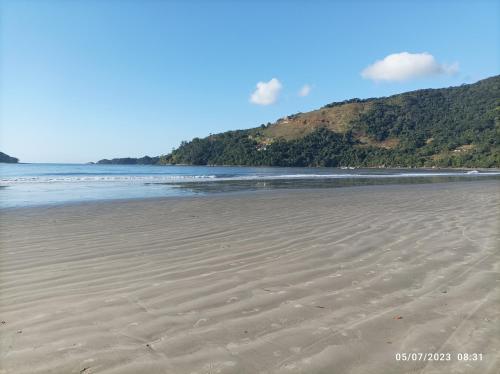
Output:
101 76 500 168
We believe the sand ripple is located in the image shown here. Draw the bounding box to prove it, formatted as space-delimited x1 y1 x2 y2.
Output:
1 182 499 373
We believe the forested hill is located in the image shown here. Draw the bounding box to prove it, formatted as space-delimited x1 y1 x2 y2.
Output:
97 156 160 165
0 152 19 163
100 75 500 168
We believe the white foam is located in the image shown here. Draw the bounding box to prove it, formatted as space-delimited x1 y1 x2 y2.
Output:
1 171 499 185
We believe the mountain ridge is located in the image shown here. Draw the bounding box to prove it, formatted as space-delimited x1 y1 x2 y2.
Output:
97 75 499 168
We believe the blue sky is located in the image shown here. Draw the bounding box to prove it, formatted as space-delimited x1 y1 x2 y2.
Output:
1 0 498 163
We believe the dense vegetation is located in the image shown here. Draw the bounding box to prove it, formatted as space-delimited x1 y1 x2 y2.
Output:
97 156 160 165
0 152 19 163
158 129 360 167
99 76 500 168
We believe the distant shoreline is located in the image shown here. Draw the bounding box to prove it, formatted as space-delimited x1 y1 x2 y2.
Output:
4 162 500 171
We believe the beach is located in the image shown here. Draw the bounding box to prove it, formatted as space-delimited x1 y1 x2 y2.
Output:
0 181 499 373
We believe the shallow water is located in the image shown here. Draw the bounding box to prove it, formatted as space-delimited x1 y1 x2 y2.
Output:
1 163 499 208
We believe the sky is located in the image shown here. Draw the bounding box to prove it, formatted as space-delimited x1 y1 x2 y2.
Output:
1 0 499 163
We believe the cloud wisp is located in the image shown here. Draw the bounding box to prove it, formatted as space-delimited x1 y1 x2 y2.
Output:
361 52 459 82
298 84 312 97
250 78 282 105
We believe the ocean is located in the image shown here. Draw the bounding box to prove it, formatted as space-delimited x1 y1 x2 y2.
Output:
1 163 499 208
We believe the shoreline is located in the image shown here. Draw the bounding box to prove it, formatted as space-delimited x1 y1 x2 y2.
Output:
3 161 500 170
1 178 499 212
1 181 499 373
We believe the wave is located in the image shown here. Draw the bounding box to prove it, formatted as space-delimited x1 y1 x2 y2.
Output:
1 171 499 185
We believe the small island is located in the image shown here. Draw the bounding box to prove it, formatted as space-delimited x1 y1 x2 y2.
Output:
0 152 19 163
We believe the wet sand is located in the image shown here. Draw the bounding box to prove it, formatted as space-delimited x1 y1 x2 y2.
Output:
1 181 499 373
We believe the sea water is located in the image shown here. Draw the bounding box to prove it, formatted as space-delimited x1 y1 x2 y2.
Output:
1 163 499 208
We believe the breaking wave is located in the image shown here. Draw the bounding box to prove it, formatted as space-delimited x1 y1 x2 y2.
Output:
2 171 499 185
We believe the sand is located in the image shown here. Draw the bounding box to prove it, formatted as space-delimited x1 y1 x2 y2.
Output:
0 181 499 374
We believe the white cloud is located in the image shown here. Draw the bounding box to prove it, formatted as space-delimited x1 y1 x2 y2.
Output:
250 78 282 105
361 52 459 82
298 84 312 97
